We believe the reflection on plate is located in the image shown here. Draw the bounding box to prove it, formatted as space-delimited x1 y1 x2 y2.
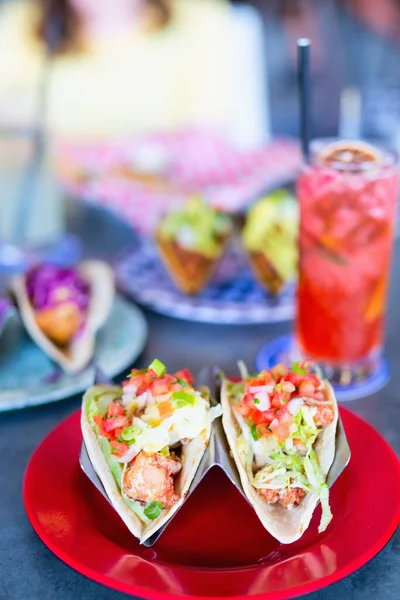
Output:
0 297 147 411
115 238 295 324
24 407 400 599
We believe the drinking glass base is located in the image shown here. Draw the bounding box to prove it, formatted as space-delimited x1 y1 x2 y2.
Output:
255 334 390 401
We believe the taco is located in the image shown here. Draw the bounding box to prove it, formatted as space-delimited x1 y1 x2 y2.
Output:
11 261 114 374
81 359 222 543
221 362 338 544
156 197 232 295
242 190 298 295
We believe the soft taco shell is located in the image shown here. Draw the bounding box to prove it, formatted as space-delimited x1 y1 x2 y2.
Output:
221 379 338 544
81 385 212 544
11 261 114 374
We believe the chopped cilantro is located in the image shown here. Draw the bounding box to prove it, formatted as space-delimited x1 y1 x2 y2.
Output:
175 377 187 387
253 398 260 405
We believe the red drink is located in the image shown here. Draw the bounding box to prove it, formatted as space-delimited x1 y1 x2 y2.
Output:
296 140 398 372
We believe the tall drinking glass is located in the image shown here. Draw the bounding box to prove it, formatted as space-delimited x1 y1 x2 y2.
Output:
0 128 67 272
296 139 398 385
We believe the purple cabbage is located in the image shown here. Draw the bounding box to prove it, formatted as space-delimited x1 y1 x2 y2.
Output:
26 264 90 314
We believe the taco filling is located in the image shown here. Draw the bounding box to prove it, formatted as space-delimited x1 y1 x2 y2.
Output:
242 191 298 295
224 362 335 534
84 359 222 525
26 263 90 346
156 197 232 294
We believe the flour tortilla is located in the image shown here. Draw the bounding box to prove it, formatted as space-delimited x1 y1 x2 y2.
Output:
221 379 338 544
11 261 114 374
81 385 211 544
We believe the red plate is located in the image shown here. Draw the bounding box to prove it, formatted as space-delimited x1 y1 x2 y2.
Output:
24 408 400 600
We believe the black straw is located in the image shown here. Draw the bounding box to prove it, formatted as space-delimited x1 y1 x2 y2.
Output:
297 38 311 164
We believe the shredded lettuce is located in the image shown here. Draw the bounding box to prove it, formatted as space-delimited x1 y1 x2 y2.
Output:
98 436 124 488
253 452 310 492
85 385 121 422
242 404 332 532
123 498 152 525
236 435 254 483
304 449 333 533
97 425 151 525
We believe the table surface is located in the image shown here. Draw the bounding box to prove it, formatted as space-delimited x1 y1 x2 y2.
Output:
1 200 399 600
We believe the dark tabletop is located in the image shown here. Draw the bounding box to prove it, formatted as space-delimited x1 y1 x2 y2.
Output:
0 200 399 600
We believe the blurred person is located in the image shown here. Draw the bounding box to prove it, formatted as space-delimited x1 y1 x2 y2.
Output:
0 0 268 148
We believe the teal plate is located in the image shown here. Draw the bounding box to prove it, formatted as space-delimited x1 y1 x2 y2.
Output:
0 296 148 411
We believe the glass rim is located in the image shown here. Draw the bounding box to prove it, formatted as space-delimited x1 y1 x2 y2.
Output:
308 137 398 172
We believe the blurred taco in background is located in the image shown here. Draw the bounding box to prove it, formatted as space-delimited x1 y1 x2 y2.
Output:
221 361 338 544
11 261 114 373
156 197 232 295
242 190 298 295
81 359 222 544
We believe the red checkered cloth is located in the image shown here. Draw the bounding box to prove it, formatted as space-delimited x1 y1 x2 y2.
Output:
57 129 301 234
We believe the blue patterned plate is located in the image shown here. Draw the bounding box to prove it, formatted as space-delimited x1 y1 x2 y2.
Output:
115 238 295 324
0 296 147 411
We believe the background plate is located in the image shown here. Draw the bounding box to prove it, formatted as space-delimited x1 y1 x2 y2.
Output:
24 407 400 600
0 296 147 411
115 238 295 324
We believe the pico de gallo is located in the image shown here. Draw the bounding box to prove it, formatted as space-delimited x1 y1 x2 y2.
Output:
226 361 336 533
85 359 221 523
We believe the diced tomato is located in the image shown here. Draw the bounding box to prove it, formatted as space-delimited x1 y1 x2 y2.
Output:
257 424 274 437
158 400 174 419
146 369 158 379
308 374 322 388
171 382 185 392
103 415 129 432
235 401 251 417
136 383 149 396
280 381 296 393
271 391 289 408
110 440 129 456
93 415 112 439
246 406 277 425
136 369 164 395
271 364 288 379
313 391 325 401
128 374 145 388
247 370 274 387
150 377 172 395
243 393 257 408
247 376 264 387
107 402 125 418
114 427 123 439
174 369 194 385
298 381 315 397
260 408 277 424
247 408 264 425
284 371 303 387
270 406 293 442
